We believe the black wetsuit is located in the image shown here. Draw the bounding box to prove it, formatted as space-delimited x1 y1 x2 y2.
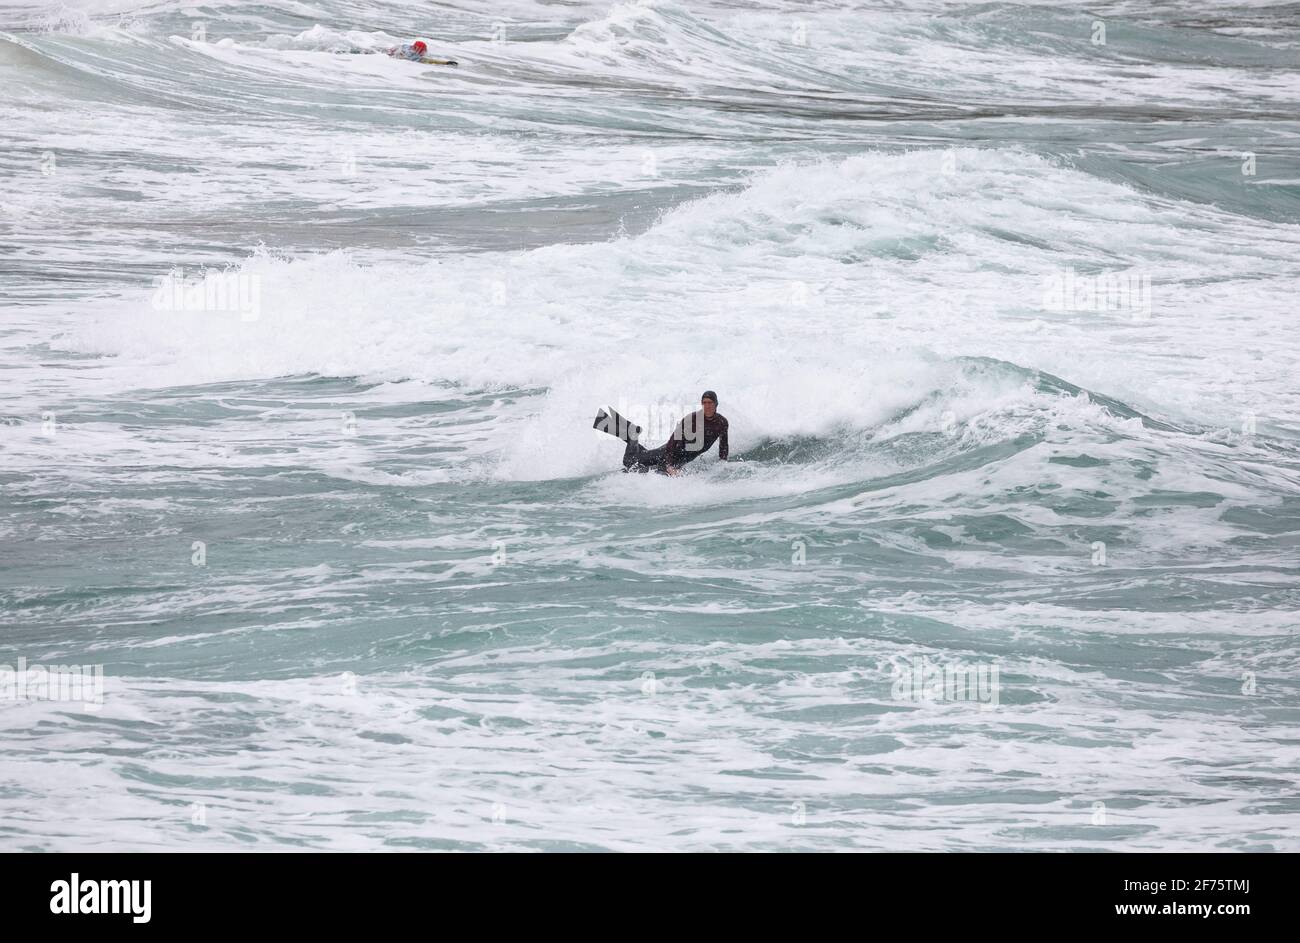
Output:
623 410 729 473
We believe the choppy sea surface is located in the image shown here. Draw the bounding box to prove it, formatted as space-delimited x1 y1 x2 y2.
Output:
1 0 1298 851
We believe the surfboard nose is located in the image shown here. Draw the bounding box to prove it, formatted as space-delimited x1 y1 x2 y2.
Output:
594 408 641 442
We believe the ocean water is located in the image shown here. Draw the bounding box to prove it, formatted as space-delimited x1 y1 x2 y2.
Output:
1 0 1298 852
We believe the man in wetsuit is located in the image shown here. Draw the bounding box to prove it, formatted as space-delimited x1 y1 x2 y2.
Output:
384 40 457 65
621 390 729 475
388 40 428 60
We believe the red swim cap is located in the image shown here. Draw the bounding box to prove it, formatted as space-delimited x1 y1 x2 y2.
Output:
412 40 427 54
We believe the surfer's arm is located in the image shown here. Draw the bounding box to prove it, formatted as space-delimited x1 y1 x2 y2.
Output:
663 421 685 465
718 423 728 460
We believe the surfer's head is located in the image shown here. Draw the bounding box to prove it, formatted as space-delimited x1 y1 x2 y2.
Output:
701 390 717 418
412 40 428 55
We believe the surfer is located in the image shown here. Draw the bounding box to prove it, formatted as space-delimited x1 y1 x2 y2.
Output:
595 391 729 475
387 40 427 60
385 40 457 65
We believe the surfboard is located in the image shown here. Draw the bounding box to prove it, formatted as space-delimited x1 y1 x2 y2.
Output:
594 407 641 443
